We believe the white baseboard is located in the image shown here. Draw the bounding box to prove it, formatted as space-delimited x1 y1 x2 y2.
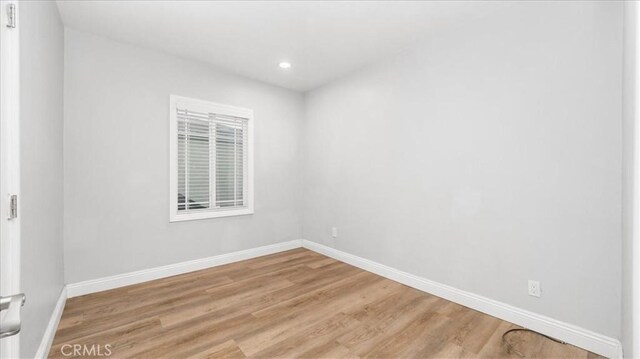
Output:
67 240 303 298
301 240 622 359
35 287 67 359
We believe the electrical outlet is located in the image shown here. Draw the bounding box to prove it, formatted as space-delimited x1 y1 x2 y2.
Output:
528 280 541 297
331 227 338 238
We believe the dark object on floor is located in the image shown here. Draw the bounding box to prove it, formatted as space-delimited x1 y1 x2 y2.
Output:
502 328 567 358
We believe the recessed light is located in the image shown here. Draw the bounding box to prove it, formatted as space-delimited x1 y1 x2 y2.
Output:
279 62 291 69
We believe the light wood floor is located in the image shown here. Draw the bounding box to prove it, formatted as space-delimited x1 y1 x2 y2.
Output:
50 248 603 358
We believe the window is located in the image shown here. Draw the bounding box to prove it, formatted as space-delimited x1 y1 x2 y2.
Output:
169 95 253 221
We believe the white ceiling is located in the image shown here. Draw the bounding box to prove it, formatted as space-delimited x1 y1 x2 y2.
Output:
56 1 506 92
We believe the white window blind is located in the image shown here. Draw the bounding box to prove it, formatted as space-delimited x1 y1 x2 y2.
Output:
170 96 253 221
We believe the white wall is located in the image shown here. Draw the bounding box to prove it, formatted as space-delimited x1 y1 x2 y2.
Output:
20 1 65 357
63 29 304 283
622 1 640 357
303 1 622 339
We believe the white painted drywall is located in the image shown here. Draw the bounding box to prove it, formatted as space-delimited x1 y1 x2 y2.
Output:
63 29 304 283
622 1 640 357
19 1 65 357
302 1 622 338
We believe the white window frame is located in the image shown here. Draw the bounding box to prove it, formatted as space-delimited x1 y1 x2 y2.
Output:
169 95 254 222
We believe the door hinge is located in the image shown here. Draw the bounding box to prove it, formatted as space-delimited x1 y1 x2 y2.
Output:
6 3 16 29
9 195 17 219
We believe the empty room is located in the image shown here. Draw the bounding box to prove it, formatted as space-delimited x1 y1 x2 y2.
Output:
0 0 639 358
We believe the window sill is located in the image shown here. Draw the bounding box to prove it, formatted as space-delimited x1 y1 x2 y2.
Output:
169 208 254 222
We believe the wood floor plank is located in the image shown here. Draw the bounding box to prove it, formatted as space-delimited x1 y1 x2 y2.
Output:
236 276 397 356
49 317 163 359
54 291 215 343
475 321 520 358
305 257 338 269
188 340 246 359
49 249 604 359
298 341 359 359
337 290 437 355
79 275 235 321
239 279 405 357
361 310 450 358
161 277 295 327
246 312 362 358
458 312 503 354
127 275 375 356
